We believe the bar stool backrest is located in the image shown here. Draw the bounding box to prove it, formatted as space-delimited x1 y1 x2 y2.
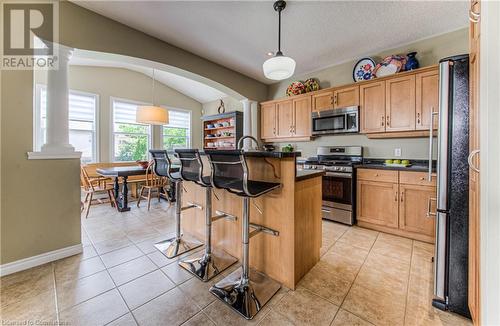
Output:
174 149 208 187
205 149 249 195
149 150 178 181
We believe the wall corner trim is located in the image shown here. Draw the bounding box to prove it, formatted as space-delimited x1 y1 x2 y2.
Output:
27 151 82 160
0 244 83 277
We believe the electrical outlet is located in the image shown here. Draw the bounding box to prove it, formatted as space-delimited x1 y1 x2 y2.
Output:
394 148 402 157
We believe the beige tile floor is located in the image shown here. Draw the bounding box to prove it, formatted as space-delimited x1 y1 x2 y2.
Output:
1 200 472 326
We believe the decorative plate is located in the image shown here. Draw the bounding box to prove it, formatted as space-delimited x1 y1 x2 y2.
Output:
304 78 320 92
286 81 306 96
373 55 407 78
353 58 376 82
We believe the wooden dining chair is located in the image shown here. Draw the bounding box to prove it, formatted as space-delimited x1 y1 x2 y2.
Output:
80 165 117 218
137 161 168 210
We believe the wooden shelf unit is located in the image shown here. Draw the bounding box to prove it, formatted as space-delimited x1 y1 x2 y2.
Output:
202 111 243 151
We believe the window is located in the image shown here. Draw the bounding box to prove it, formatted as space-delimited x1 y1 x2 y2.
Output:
112 98 151 161
162 109 191 150
35 85 98 163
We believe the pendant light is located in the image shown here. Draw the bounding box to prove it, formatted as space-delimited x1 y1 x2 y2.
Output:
136 69 169 125
263 0 296 81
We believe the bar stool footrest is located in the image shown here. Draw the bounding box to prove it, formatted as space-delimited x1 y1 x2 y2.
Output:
181 202 202 211
154 235 203 259
212 210 237 222
249 222 279 238
179 248 238 282
209 267 281 320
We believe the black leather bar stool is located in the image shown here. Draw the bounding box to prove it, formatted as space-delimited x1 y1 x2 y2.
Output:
174 149 238 281
149 150 203 258
204 148 281 320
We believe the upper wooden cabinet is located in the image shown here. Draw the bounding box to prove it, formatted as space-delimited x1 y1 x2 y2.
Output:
416 70 439 130
260 95 312 141
261 65 439 140
385 75 416 132
360 81 386 133
260 103 277 139
312 90 333 112
293 96 312 137
276 100 294 138
334 85 359 109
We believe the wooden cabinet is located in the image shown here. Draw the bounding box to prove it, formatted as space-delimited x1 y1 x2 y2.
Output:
399 184 436 238
312 90 333 112
276 100 293 137
260 103 277 139
360 81 386 133
416 70 439 130
357 180 399 228
385 75 416 132
468 0 481 323
356 168 436 243
293 96 312 137
260 96 312 141
334 85 359 108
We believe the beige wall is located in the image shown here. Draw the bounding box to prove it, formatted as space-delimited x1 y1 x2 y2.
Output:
35 66 203 161
268 28 468 159
1 70 82 265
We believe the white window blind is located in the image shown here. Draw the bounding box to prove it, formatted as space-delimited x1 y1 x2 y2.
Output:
112 99 151 161
36 85 98 163
163 109 191 150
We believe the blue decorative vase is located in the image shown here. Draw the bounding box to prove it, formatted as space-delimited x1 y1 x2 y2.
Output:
405 52 419 71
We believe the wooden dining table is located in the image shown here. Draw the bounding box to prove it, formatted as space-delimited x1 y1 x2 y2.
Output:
96 165 181 212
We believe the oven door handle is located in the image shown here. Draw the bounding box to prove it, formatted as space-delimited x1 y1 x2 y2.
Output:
324 172 352 178
321 208 332 213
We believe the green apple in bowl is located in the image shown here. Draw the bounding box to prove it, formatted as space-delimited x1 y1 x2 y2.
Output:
402 159 410 165
393 159 401 164
385 159 393 164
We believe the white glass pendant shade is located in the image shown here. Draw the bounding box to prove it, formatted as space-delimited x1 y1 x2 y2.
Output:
136 105 169 125
263 55 296 80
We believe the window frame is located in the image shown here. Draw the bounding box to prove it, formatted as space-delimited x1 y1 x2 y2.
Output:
160 107 192 150
34 84 100 162
110 96 153 162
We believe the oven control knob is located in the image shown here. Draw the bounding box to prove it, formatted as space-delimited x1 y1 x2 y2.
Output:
341 167 346 172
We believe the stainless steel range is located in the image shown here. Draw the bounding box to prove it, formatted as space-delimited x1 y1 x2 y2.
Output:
303 146 363 225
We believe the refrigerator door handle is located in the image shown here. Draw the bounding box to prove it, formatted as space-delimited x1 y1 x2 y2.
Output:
428 108 439 181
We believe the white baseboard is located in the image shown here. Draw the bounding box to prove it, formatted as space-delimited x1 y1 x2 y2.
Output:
0 244 83 277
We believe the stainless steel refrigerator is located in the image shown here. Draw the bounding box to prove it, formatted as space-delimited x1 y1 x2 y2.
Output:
430 54 470 318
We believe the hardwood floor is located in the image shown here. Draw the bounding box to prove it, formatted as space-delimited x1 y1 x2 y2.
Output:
0 201 471 325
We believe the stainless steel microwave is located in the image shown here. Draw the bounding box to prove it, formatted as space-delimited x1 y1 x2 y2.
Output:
311 106 359 135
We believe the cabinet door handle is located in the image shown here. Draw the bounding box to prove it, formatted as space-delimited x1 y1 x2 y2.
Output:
468 149 480 173
417 112 421 124
394 191 398 202
469 9 480 23
381 116 385 127
386 116 390 127
426 197 437 218
400 192 404 202
334 95 337 105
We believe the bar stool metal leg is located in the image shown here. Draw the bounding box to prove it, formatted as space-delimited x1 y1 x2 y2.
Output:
209 197 281 320
179 187 238 281
154 180 203 258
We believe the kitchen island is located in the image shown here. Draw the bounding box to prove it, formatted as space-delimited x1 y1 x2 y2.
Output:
179 151 323 289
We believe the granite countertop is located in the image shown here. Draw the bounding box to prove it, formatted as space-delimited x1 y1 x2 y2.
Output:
295 170 325 181
355 159 436 172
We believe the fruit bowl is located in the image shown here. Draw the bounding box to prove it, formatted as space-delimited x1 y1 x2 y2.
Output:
136 160 150 169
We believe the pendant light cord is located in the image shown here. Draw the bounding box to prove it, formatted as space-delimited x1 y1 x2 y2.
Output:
278 8 281 54
152 69 155 106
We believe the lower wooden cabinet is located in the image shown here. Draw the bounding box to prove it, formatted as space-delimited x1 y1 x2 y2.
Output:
399 184 436 238
357 180 399 228
356 169 436 242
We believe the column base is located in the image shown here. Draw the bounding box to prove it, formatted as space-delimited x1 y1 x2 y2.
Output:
27 151 82 160
209 267 281 320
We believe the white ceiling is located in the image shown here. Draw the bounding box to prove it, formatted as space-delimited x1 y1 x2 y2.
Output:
74 1 468 84
70 56 227 103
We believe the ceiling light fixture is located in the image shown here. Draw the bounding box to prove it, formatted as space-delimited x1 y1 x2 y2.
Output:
263 0 295 81
137 69 169 125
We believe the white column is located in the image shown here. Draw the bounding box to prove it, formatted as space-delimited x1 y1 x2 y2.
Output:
240 99 256 150
29 45 81 159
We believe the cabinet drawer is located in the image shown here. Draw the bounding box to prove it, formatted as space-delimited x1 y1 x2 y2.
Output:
357 169 398 183
400 171 436 186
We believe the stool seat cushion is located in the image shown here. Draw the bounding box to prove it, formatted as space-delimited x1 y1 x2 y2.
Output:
214 177 280 197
